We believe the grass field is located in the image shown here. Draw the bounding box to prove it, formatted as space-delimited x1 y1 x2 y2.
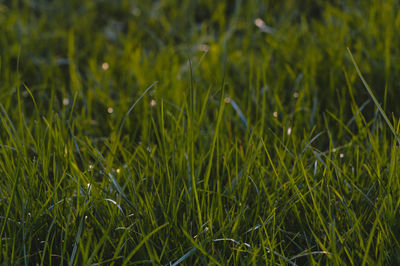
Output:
1 0 400 265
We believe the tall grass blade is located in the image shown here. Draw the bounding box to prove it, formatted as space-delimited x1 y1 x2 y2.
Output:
347 47 400 145
118 81 158 137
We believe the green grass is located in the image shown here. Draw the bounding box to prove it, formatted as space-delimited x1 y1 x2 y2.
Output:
1 0 400 265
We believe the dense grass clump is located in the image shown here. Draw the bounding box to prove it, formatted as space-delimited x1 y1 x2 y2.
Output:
1 0 400 265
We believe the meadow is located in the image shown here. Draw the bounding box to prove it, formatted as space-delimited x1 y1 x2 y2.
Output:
1 0 400 265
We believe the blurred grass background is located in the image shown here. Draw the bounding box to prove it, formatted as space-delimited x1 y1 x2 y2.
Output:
1 0 400 264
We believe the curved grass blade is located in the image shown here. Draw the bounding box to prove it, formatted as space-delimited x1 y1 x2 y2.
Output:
170 247 197 266
121 223 168 265
118 81 158 137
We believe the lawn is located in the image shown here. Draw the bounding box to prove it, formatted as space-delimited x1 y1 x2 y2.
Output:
1 0 400 265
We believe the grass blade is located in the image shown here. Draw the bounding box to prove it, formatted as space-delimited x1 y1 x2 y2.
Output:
118 81 158 137
347 47 400 145
170 247 197 266
122 223 168 265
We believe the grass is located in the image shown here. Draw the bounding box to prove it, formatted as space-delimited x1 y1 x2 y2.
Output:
1 0 400 265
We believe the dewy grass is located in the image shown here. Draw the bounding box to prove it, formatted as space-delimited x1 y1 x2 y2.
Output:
1 0 400 265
